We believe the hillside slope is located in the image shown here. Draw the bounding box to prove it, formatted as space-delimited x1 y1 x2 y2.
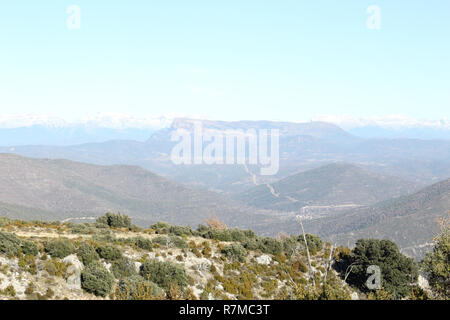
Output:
237 163 420 211
302 178 450 258
0 154 268 228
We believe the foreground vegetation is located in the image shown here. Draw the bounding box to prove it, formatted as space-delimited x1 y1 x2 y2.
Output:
0 214 447 300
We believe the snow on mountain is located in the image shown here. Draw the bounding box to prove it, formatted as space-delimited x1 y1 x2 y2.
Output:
0 113 175 130
312 115 450 130
312 115 450 140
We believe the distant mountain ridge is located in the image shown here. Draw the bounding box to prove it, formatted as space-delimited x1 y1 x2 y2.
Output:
0 125 155 146
1 118 450 191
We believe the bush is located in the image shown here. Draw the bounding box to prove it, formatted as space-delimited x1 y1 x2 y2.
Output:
111 257 137 279
18 254 37 274
259 237 283 255
345 239 417 299
1 285 16 297
44 239 75 259
421 219 449 299
92 229 116 243
222 243 246 262
81 261 114 297
153 236 171 247
96 212 131 229
170 236 188 249
96 245 123 261
169 225 194 237
44 259 68 277
0 232 22 256
115 275 164 300
21 241 39 256
149 222 171 234
0 217 11 227
140 260 188 290
298 234 323 255
132 237 153 251
77 242 100 266
69 223 93 235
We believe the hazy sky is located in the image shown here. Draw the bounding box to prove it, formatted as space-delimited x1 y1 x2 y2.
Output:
0 1 449 122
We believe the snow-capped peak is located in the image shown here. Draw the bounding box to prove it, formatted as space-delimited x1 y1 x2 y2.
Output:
312 115 450 130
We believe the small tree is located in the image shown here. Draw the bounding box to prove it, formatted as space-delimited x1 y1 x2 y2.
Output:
221 243 246 262
140 260 188 290
112 257 137 279
345 239 417 299
21 240 39 256
77 242 100 266
96 245 123 261
421 218 449 299
97 212 131 229
81 261 114 297
44 239 75 259
114 275 164 300
0 232 22 257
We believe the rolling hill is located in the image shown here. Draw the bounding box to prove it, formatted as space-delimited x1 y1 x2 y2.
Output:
2 118 450 193
260 178 450 258
0 153 273 228
236 163 421 212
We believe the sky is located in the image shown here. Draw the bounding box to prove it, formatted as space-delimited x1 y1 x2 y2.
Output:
0 1 449 123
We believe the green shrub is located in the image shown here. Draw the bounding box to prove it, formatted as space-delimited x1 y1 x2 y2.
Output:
21 241 39 256
96 245 123 261
242 238 260 251
96 212 131 229
282 236 298 257
69 223 93 234
0 232 22 256
111 257 137 279
298 234 323 255
0 217 11 227
44 239 75 259
132 237 153 251
153 235 188 249
1 285 16 297
222 243 246 262
18 254 37 274
259 237 283 255
345 239 417 299
421 220 449 299
77 242 100 266
81 261 114 297
170 236 188 249
92 229 116 243
169 225 193 237
149 222 170 234
44 258 68 277
140 260 188 290
115 275 164 300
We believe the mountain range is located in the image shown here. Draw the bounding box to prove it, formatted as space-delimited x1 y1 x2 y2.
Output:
0 117 449 258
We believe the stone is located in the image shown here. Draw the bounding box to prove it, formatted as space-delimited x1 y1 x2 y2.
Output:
350 292 359 300
255 255 272 265
62 254 83 290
